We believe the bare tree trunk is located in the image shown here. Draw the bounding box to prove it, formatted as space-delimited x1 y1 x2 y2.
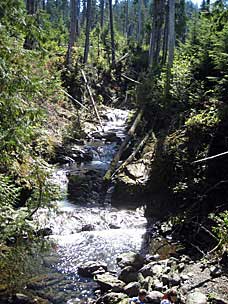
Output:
81 0 87 28
125 0 129 37
100 0 105 28
108 0 116 67
137 0 142 44
76 0 80 37
162 2 169 65
66 0 77 67
167 0 175 68
83 0 92 64
149 0 165 67
24 0 37 49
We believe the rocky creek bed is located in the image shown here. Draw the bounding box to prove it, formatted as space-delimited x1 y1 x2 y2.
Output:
1 107 228 304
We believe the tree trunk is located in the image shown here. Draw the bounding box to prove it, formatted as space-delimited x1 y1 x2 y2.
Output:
125 0 129 37
76 0 80 37
66 0 77 67
104 109 143 181
149 0 165 67
100 0 105 28
24 0 37 49
83 0 92 64
137 0 142 44
167 0 175 68
108 0 116 67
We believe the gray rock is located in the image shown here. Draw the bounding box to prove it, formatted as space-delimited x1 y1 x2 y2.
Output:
98 292 128 304
180 274 189 282
119 266 142 284
145 254 160 263
78 261 108 277
178 262 185 272
186 292 207 304
13 294 31 304
145 291 163 304
170 273 181 286
153 279 163 292
139 263 164 278
117 252 144 270
124 282 141 297
141 276 153 291
210 265 222 278
167 257 178 267
161 274 170 286
95 273 125 292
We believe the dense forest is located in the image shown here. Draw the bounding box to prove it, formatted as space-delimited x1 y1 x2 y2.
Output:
0 0 228 303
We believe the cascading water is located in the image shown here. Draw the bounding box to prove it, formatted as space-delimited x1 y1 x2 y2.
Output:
34 108 150 304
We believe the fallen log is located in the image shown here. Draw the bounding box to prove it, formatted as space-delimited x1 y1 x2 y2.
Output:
81 69 104 130
111 130 155 178
103 109 143 181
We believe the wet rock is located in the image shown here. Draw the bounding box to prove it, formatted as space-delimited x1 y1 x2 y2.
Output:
178 263 185 272
27 274 63 290
117 252 144 270
208 295 228 304
210 266 222 278
186 292 207 304
124 282 140 297
81 224 95 232
95 273 125 292
141 276 153 291
145 254 160 264
145 291 163 304
169 274 181 287
119 266 143 284
161 274 170 286
153 279 163 291
97 292 128 304
13 293 31 304
78 261 108 277
36 228 53 237
43 255 59 268
139 263 163 277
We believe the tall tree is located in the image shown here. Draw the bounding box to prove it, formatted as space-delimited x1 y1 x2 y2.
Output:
167 0 175 68
137 0 142 44
83 0 92 63
24 0 38 49
66 0 77 66
100 0 105 28
149 0 165 67
108 0 116 66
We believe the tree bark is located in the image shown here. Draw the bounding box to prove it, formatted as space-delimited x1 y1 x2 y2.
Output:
167 0 175 68
100 0 105 28
66 0 77 67
83 0 92 64
108 0 116 67
137 0 142 44
125 0 129 37
24 0 37 49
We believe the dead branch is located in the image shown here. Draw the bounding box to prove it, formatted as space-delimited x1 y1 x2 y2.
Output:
122 74 141 85
104 109 143 181
81 69 104 130
111 130 155 178
61 88 89 110
192 150 228 164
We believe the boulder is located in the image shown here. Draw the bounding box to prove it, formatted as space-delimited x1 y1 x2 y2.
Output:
95 273 125 292
169 274 181 287
119 266 143 284
117 252 144 270
124 282 141 297
186 292 207 304
13 293 31 304
78 261 108 277
145 291 163 304
141 276 153 291
139 263 164 278
153 279 163 292
100 292 128 304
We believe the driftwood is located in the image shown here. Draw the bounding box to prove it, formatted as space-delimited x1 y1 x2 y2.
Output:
193 150 228 164
61 88 89 110
122 74 141 85
81 69 104 130
104 109 143 181
111 130 155 178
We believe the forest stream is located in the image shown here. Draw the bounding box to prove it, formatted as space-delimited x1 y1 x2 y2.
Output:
32 108 156 304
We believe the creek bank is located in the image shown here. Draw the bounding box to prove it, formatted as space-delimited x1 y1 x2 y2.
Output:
78 249 228 304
